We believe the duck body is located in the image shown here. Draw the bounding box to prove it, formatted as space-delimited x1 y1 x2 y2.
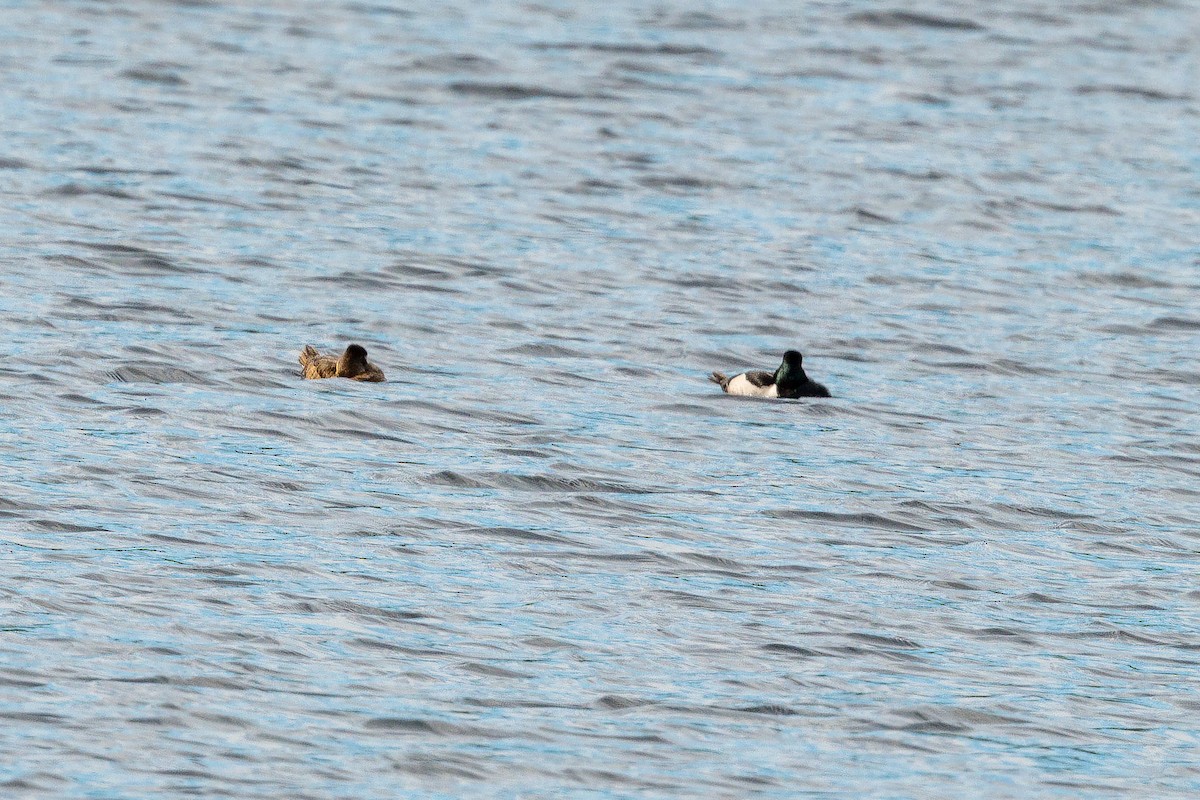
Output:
710 350 829 399
300 344 385 382
719 370 782 398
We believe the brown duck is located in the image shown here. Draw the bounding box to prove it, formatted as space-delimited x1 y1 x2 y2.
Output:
299 344 385 382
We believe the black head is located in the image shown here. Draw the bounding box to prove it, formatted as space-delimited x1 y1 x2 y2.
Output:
775 350 805 385
343 344 368 362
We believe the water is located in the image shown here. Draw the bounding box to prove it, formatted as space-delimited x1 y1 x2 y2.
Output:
1 0 1198 796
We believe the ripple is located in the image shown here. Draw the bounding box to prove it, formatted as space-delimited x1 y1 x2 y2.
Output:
2 0 1196 796
847 11 986 31
424 470 658 495
447 82 589 100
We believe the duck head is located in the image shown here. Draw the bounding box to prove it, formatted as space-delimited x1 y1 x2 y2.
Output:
336 344 371 378
774 350 805 384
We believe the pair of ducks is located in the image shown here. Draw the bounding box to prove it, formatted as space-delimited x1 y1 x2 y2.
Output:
300 345 830 398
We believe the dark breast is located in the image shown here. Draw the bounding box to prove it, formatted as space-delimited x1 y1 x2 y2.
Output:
778 380 830 398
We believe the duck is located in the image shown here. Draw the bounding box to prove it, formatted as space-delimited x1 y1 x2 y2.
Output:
299 344 385 382
710 350 830 398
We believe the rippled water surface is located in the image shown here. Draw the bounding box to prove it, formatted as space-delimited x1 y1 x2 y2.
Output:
2 0 1199 796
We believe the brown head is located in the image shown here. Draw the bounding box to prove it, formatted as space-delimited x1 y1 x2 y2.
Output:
335 344 385 381
336 344 369 376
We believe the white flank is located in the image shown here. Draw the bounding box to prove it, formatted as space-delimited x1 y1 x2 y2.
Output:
724 373 778 397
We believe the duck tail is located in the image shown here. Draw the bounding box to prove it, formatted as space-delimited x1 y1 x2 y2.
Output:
709 371 729 389
299 345 319 366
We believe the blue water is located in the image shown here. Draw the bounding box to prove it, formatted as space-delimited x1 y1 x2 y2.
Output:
1 1 1198 797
